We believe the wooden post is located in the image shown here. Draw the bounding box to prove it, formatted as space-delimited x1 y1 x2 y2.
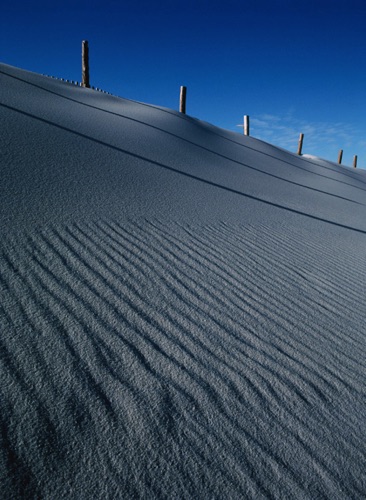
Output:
297 133 304 155
179 86 187 114
244 115 250 136
353 155 358 168
337 149 343 164
81 40 90 88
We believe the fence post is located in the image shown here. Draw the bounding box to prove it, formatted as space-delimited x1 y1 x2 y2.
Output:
179 86 187 114
244 115 250 136
337 149 343 164
297 133 304 155
353 155 358 168
81 40 90 88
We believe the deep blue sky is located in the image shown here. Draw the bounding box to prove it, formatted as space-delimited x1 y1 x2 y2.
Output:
2 0 366 167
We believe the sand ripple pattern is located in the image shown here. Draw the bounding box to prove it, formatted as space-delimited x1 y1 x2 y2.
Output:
1 219 366 499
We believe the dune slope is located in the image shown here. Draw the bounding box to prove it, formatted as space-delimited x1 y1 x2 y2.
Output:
1 63 366 499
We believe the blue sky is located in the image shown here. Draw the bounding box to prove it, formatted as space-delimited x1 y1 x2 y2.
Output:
2 0 366 168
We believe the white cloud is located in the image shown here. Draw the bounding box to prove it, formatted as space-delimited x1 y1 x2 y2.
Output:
247 113 363 166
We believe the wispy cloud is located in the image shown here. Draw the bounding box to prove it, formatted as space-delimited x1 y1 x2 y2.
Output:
240 112 364 166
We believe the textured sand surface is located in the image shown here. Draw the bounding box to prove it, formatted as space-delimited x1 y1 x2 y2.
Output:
1 63 366 499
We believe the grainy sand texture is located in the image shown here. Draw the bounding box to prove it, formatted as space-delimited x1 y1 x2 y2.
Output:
1 63 366 499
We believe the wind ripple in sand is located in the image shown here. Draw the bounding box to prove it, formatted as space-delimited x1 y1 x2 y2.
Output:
1 219 366 498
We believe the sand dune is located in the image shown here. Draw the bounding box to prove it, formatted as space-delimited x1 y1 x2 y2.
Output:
1 63 366 498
